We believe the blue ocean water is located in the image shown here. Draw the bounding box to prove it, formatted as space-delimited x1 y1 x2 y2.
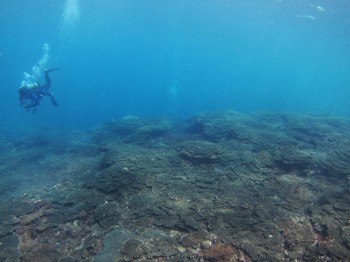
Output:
1 0 350 129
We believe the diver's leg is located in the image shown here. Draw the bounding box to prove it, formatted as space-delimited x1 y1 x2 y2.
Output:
42 68 59 92
42 70 52 91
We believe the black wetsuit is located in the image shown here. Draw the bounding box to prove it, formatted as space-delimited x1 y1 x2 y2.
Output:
19 68 58 112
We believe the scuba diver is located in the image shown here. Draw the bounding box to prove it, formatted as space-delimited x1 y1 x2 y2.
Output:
19 68 59 113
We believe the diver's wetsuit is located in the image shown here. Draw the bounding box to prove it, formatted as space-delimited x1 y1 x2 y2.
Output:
19 68 59 112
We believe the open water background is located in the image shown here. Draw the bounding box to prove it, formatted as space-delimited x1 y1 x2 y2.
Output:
0 0 350 130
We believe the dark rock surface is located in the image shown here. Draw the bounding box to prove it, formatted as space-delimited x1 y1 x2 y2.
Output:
1 111 350 261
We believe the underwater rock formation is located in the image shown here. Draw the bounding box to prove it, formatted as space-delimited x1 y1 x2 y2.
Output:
1 111 350 261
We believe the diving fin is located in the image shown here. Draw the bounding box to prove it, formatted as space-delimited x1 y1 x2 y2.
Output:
45 68 60 73
49 95 58 107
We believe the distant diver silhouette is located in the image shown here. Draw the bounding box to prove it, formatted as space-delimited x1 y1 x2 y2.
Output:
19 68 59 113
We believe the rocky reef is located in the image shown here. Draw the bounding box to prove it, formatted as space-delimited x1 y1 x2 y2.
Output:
1 111 350 261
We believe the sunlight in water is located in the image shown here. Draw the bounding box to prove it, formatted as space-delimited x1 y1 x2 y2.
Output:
62 0 80 29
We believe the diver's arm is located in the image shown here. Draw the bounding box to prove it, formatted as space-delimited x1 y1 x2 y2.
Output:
18 88 26 106
24 99 39 109
19 98 25 107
